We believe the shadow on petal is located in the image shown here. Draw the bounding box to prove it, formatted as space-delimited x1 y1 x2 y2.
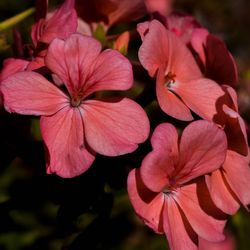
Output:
196 177 228 221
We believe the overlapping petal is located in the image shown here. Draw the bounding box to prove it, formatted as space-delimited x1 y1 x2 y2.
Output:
138 20 202 79
140 123 179 192
222 105 248 156
81 49 133 98
163 197 198 250
166 12 201 44
127 169 164 233
199 233 235 250
176 183 226 242
40 106 95 178
205 35 238 87
31 0 77 46
170 78 225 121
81 98 150 156
0 58 29 81
175 120 227 184
45 34 102 96
223 150 250 208
156 67 193 121
1 71 68 115
138 20 169 77
205 170 240 215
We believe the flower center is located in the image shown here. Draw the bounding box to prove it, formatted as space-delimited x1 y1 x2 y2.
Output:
162 187 172 195
165 72 176 88
162 179 177 195
70 97 82 107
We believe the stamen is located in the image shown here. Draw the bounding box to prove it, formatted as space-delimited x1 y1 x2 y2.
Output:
163 187 172 195
70 97 82 107
164 72 176 88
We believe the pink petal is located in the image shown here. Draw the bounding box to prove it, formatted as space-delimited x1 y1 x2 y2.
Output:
138 20 202 79
190 28 209 65
223 150 250 208
166 12 201 44
0 58 29 81
205 170 240 215
1 71 68 116
77 18 92 36
45 34 102 96
137 21 150 41
223 105 248 156
41 106 95 178
205 34 238 87
82 49 133 99
176 183 226 242
144 0 173 16
156 67 193 121
138 20 169 77
175 120 227 184
76 0 146 27
199 233 236 250
107 0 146 26
140 123 179 192
81 98 150 156
222 85 238 112
32 0 77 45
26 56 45 71
163 197 198 250
170 78 224 120
127 169 164 234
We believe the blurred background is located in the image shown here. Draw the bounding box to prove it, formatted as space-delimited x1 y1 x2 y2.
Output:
0 0 249 249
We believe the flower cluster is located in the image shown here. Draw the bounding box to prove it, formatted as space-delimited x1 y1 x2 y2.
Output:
0 0 249 249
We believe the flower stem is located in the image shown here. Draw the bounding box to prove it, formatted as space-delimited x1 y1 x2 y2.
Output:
0 7 35 32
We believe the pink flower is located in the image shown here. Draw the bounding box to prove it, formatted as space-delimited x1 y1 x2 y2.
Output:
1 34 150 178
128 120 227 250
138 20 224 121
206 150 250 215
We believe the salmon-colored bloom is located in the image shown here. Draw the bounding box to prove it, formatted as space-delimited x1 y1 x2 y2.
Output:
1 34 149 178
206 150 250 215
128 120 227 250
138 20 224 121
